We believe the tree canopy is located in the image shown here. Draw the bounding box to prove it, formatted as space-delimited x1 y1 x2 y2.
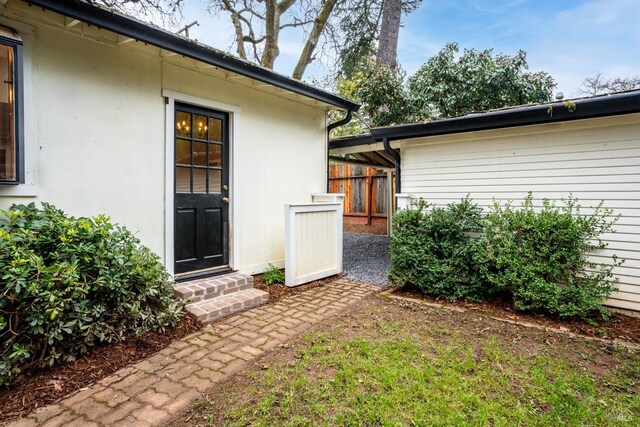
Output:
337 43 556 132
408 43 556 119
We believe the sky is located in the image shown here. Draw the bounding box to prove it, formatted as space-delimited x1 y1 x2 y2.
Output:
174 0 640 97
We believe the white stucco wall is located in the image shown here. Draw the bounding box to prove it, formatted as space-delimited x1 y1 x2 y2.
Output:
0 10 328 276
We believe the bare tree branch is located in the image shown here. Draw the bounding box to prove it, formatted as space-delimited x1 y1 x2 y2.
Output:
292 0 338 79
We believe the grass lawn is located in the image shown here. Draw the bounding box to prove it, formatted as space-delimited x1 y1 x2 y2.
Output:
174 296 640 426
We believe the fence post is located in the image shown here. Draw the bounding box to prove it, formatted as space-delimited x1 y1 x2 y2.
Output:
386 170 393 236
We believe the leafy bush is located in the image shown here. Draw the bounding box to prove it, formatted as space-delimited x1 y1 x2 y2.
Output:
263 264 285 285
477 194 621 319
0 203 183 385
389 198 485 301
390 194 622 320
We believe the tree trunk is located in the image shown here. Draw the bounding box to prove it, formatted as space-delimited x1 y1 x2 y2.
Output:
261 0 280 69
292 0 338 80
376 0 402 70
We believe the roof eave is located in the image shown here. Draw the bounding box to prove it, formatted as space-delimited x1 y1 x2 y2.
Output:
25 0 360 111
371 90 640 141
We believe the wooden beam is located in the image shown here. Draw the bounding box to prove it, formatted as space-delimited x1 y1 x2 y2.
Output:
160 49 178 57
370 151 395 168
117 35 136 45
64 18 81 28
196 63 216 69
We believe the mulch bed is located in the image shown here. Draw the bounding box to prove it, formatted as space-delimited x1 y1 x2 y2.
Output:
393 285 640 344
0 313 201 425
1 275 340 424
344 223 388 235
253 274 337 302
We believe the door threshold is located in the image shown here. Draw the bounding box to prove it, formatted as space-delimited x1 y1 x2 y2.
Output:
174 266 233 283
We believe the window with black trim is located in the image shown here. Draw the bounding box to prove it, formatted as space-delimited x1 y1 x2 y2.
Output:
0 25 23 184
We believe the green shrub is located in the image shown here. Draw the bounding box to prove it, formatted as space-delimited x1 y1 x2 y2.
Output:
389 197 485 301
0 203 183 385
477 194 621 319
263 264 285 285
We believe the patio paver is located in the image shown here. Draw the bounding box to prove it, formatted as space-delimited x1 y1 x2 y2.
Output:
9 279 373 427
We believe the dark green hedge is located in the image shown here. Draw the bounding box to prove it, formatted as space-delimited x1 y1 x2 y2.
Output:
0 203 184 385
390 195 621 320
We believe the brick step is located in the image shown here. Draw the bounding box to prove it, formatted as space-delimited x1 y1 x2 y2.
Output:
174 273 254 304
185 288 269 323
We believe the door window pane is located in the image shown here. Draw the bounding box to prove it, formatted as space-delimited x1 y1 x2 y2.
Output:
208 118 222 142
193 168 207 193
208 169 221 193
176 166 190 193
194 115 208 140
176 111 191 137
208 143 222 167
193 141 207 166
175 139 190 165
0 44 14 181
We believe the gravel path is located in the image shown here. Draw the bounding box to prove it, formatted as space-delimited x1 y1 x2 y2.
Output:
343 232 390 286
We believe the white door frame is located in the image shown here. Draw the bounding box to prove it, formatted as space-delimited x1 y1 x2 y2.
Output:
162 89 241 277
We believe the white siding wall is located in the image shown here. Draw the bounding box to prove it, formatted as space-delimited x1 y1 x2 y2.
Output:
0 10 327 275
400 114 640 311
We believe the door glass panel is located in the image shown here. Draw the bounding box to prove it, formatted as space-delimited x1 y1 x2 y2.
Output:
193 168 207 193
208 118 222 142
208 143 222 167
208 169 221 193
175 166 190 193
193 141 207 166
176 111 191 138
175 139 190 165
193 115 208 140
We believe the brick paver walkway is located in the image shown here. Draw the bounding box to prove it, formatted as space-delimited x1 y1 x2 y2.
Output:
11 279 373 427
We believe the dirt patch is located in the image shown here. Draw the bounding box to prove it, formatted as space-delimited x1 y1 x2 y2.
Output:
170 295 640 426
0 314 201 424
253 274 338 302
393 284 640 344
344 223 388 235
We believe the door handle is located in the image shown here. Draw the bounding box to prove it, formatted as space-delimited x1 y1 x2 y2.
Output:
222 197 229 204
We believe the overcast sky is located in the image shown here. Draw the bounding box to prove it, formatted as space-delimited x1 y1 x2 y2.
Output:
176 0 640 97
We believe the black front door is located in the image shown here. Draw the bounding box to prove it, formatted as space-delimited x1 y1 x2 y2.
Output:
174 103 229 274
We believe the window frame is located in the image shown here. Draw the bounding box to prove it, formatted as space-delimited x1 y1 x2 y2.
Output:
0 26 24 185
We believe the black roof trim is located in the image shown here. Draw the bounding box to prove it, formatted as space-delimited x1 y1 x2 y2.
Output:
26 0 360 111
331 90 640 148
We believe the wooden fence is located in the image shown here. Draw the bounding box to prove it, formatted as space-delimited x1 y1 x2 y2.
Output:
329 164 394 227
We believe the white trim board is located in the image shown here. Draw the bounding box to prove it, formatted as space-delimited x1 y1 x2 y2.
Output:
162 89 242 277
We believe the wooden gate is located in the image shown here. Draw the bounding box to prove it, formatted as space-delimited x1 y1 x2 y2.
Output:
329 164 394 227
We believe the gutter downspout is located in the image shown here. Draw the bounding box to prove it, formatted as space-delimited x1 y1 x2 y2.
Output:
382 137 401 193
326 110 354 191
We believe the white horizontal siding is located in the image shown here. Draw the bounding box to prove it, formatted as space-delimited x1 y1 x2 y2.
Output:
401 113 640 311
